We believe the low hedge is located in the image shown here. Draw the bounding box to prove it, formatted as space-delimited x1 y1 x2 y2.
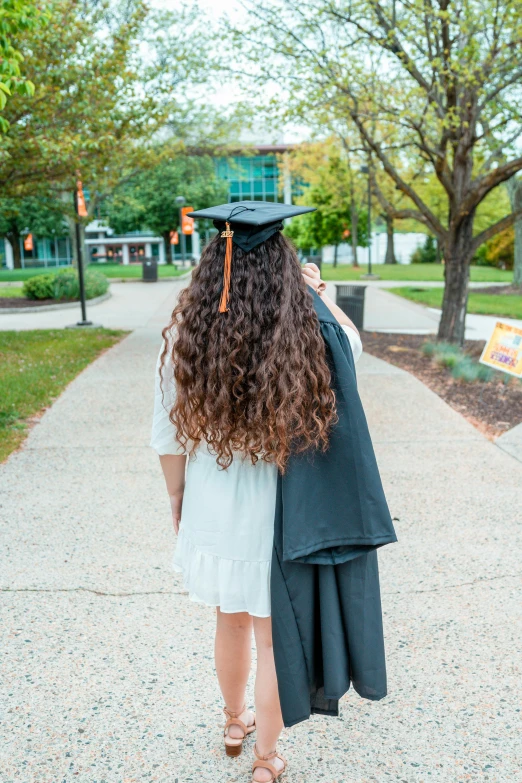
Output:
22 268 109 302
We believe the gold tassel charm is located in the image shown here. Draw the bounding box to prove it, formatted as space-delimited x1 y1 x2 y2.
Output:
219 221 234 313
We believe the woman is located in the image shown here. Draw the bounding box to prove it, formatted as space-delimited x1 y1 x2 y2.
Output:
150 202 364 783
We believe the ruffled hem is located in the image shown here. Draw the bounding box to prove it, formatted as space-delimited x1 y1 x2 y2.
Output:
172 529 272 618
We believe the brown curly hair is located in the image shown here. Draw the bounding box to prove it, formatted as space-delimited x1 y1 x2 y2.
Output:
160 231 337 471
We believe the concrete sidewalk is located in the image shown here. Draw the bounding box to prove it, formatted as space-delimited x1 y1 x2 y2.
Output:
1 297 521 782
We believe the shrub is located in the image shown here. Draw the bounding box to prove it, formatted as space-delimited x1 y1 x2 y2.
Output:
22 269 109 302
53 268 109 301
410 234 438 263
22 273 55 300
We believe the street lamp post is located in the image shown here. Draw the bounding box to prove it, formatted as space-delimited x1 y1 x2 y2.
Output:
175 195 186 267
73 186 92 327
360 164 373 275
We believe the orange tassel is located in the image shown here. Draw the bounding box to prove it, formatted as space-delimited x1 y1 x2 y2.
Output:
219 222 234 313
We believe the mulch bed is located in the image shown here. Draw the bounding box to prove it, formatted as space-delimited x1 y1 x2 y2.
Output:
471 284 520 295
0 297 57 309
362 331 522 440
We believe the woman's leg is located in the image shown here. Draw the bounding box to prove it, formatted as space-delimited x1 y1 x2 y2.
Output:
215 607 254 740
252 616 284 781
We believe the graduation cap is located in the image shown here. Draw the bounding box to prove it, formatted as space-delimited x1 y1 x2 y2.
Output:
186 201 316 312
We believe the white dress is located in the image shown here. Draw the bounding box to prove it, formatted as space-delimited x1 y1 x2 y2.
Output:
150 324 363 617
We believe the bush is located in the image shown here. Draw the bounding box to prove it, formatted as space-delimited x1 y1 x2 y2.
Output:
473 226 514 269
22 273 55 300
52 268 108 301
423 340 495 383
22 269 109 302
410 234 438 264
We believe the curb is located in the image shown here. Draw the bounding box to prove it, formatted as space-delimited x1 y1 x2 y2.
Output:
0 290 112 315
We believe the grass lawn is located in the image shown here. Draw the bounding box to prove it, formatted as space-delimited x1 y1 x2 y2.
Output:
0 286 23 297
391 286 522 319
0 263 189 282
321 263 513 283
0 329 127 462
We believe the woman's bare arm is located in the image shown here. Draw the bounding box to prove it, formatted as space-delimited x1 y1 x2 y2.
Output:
159 454 187 534
301 263 360 336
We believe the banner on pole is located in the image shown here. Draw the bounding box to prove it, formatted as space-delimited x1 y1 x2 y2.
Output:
479 320 522 378
76 179 88 217
181 206 194 235
170 230 179 245
23 234 33 251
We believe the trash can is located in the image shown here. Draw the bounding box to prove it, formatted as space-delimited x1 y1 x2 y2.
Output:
142 258 158 282
335 285 366 330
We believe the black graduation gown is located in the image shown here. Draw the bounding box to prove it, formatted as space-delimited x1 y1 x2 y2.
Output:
270 289 397 728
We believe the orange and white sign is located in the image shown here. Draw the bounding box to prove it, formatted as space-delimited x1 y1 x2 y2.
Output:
23 233 33 251
181 206 194 235
479 321 522 378
170 230 179 245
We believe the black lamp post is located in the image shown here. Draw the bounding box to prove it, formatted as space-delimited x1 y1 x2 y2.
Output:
175 195 186 266
360 164 373 276
72 187 92 327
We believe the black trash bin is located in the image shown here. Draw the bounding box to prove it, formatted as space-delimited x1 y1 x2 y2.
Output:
142 258 158 282
335 285 366 330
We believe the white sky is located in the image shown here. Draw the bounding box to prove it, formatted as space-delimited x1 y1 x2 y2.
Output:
150 0 311 144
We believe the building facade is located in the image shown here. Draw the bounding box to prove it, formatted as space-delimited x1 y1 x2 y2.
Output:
1 146 295 269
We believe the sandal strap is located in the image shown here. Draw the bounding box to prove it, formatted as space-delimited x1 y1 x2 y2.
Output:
224 716 248 736
223 703 246 719
252 759 277 778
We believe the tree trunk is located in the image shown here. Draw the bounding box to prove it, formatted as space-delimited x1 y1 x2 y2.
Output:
333 243 338 268
163 231 172 265
350 197 359 267
438 214 475 345
384 213 396 264
506 177 522 287
6 229 22 269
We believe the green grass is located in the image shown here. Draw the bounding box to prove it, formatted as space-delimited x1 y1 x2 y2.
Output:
392 286 522 319
0 263 189 282
0 286 23 298
0 329 127 462
320 263 513 283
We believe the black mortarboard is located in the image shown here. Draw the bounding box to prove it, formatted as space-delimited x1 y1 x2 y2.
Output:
187 201 316 312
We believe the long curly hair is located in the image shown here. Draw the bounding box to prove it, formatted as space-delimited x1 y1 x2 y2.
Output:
160 231 337 471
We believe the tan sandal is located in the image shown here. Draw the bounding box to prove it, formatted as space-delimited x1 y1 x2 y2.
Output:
252 743 287 781
223 703 256 757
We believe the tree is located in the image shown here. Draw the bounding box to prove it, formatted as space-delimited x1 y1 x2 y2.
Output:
506 178 522 287
0 0 47 128
285 139 368 265
106 157 228 262
0 195 67 268
235 0 522 343
0 0 217 198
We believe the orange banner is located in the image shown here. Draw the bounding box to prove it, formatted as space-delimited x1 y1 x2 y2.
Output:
23 233 33 251
181 206 194 235
76 180 88 217
170 230 179 245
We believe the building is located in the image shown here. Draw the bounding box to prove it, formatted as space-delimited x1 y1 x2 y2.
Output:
1 145 296 269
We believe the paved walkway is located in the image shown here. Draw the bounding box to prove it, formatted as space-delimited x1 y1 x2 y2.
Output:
1 281 521 782
2 277 520 342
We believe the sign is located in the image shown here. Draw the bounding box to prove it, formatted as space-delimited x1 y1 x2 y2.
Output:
170 230 179 245
181 206 194 235
76 179 88 217
479 320 522 378
23 234 33 251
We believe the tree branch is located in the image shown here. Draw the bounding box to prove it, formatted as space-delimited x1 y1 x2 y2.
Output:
470 207 522 255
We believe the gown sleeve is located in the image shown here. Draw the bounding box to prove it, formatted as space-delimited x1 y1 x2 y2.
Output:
150 339 187 456
340 324 363 364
